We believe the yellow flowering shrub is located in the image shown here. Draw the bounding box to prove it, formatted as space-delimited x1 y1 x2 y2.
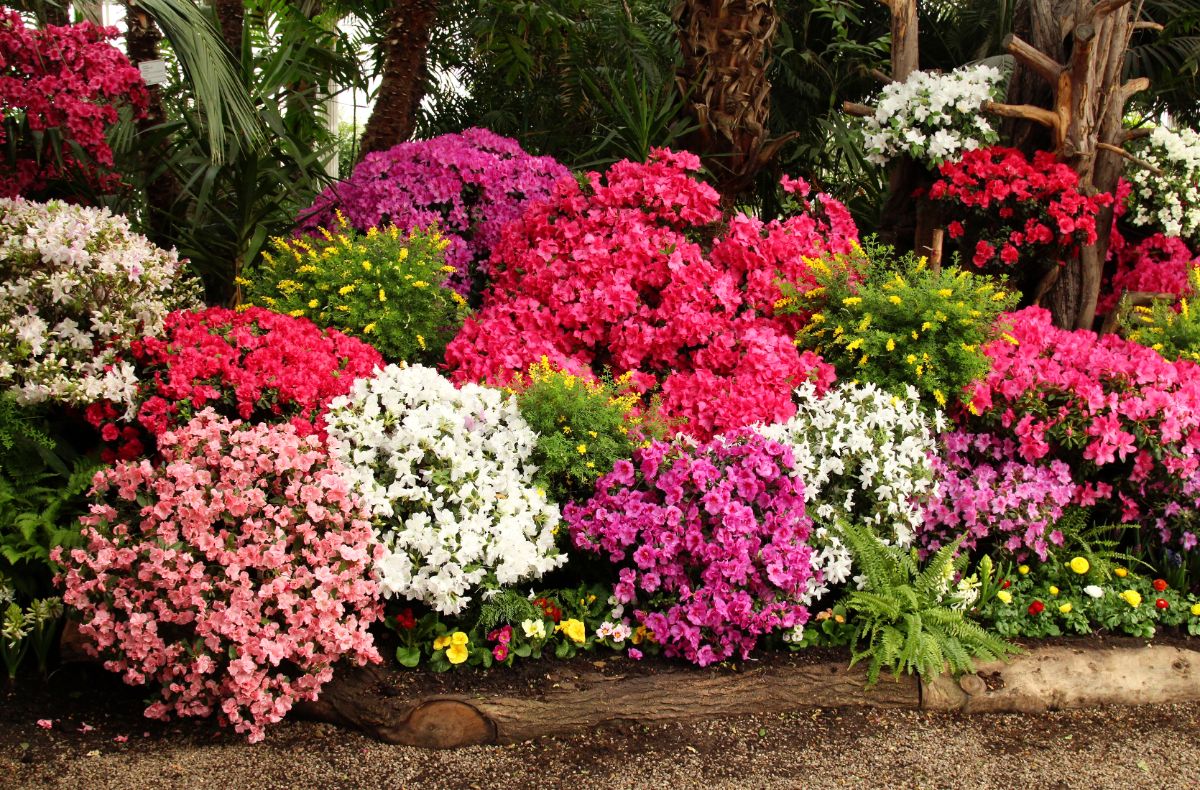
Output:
779 239 1017 410
240 214 468 364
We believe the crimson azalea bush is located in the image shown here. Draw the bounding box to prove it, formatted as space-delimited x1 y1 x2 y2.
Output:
85 306 382 461
565 430 817 666
919 430 1076 561
54 411 383 742
0 10 148 198
297 128 569 295
445 149 855 439
1098 231 1198 315
930 147 1109 269
962 306 1200 551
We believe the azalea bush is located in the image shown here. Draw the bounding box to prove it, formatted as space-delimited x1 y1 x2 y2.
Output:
297 128 569 296
0 198 200 409
242 219 468 364
782 242 1016 410
445 149 853 439
513 358 666 507
1098 231 1198 315
324 364 564 616
54 411 383 742
0 10 148 198
1122 267 1200 363
964 306 1200 552
1125 125 1200 244
85 306 382 461
861 64 1004 167
930 147 1110 269
757 381 940 548
919 430 1076 561
566 430 820 666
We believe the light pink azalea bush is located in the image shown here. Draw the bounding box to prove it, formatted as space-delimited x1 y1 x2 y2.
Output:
445 149 855 439
297 128 569 295
54 411 383 742
565 430 817 666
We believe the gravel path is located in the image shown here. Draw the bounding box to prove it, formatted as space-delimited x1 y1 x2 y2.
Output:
5 699 1200 789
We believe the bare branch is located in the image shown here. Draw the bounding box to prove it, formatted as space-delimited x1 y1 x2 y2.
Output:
1092 0 1136 19
1122 126 1153 143
1003 33 1065 85
869 68 894 85
1097 141 1164 175
1133 20 1165 31
843 101 874 118
983 100 1061 131
1118 76 1151 103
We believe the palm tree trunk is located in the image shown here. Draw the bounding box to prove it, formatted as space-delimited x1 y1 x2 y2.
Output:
358 0 440 160
213 0 245 65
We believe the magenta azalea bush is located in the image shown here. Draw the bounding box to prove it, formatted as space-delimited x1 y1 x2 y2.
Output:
1098 231 1198 315
445 149 855 438
919 431 1076 560
565 430 817 666
297 128 569 295
962 306 1200 551
54 411 383 742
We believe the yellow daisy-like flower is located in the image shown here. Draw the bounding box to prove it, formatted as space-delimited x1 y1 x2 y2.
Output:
308 299 319 309
339 284 356 296
885 338 895 352
412 280 429 288
362 260 372 271
1018 565 1030 575
842 296 862 306
577 443 587 454
1190 603 1200 617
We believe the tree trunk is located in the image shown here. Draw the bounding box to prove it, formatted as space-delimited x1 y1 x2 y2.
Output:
213 0 245 65
673 0 795 205
357 0 440 160
875 0 927 255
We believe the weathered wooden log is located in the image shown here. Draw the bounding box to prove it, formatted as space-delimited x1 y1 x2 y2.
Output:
922 645 1200 713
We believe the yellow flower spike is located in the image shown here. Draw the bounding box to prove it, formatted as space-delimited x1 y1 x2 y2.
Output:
319 226 334 242
937 289 953 298
379 289 387 303
842 296 862 306
234 276 252 287
288 309 304 317
933 389 946 406
367 226 379 238
916 365 924 377
417 334 426 350
398 248 409 262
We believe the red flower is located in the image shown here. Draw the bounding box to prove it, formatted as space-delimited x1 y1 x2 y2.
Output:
1001 579 1011 589
1153 578 1168 592
394 608 416 630
1028 600 1045 616
1156 598 1170 610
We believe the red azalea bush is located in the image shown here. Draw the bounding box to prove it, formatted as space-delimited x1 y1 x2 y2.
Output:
0 10 148 198
296 128 569 295
930 147 1109 268
54 411 383 742
85 306 383 461
565 430 815 666
1097 231 1198 315
961 306 1200 551
444 149 853 438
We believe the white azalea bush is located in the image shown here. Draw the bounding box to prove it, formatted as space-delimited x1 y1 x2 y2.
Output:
862 64 1004 167
0 198 200 409
324 364 565 615
1126 124 1200 244
757 381 941 548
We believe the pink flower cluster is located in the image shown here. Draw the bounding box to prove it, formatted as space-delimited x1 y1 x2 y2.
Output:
565 430 815 666
1097 230 1197 315
54 411 383 742
964 306 1200 550
931 147 1109 268
0 10 148 198
297 128 569 294
86 307 382 461
445 149 853 438
919 431 1075 561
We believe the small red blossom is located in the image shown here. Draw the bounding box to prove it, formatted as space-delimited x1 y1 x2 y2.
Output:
394 608 416 630
1153 578 1169 592
1156 598 1170 610
1028 600 1045 616
1001 579 1012 590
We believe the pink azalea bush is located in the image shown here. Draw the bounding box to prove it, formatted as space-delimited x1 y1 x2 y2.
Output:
565 430 817 666
0 10 148 198
85 306 383 461
445 150 854 438
919 431 1076 560
962 306 1200 551
54 411 383 742
1097 230 1198 315
297 128 569 295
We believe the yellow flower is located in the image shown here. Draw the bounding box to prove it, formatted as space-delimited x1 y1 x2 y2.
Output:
996 590 1013 604
933 389 946 406
1048 585 1059 596
1068 557 1090 575
1114 567 1128 578
450 631 468 646
1190 603 1200 617
379 288 387 302
412 280 429 288
556 618 586 644
308 299 319 309
1119 589 1142 608
921 321 933 331
842 296 862 306
338 284 356 296
885 338 895 352
906 354 917 365
446 643 468 664
433 635 452 650
234 276 252 287
936 288 953 298
1018 565 1030 575
363 323 376 334
362 260 372 271
888 295 902 305
577 443 587 454
417 334 426 350
398 248 409 261
1059 603 1072 614
288 309 305 317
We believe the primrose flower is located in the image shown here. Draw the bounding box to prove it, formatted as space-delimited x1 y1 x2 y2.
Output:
1190 603 1200 617
1069 557 1090 575
556 618 586 644
521 619 546 640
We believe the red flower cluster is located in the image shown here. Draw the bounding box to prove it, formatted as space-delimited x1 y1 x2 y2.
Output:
1028 600 1045 616
1098 230 1198 315
931 147 1109 269
444 149 853 438
0 10 148 198
87 307 382 460
533 596 562 623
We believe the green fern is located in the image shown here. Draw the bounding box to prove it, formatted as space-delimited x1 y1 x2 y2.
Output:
474 588 540 634
838 520 1018 686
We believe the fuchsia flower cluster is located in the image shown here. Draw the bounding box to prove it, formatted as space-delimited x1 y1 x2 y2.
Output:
565 431 816 666
297 128 569 295
445 149 853 438
931 147 1109 268
920 431 1075 561
0 10 148 198
964 306 1200 550
1098 230 1198 315
54 411 383 742
86 307 382 461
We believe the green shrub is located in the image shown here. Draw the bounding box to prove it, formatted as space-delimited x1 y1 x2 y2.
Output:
241 218 468 365
779 240 1017 410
